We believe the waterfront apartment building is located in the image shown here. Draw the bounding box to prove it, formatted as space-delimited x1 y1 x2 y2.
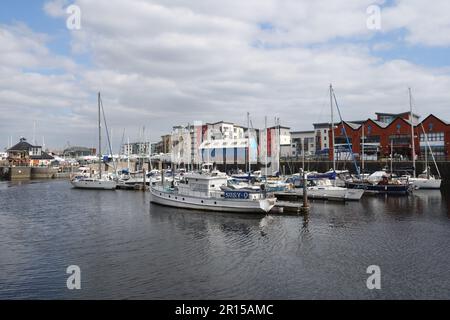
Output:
327 112 450 161
121 141 151 156
166 120 291 174
290 131 316 158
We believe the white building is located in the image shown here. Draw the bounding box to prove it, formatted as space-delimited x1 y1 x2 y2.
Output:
121 142 150 156
290 131 316 157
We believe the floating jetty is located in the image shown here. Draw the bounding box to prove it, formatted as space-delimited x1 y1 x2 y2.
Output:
275 191 347 202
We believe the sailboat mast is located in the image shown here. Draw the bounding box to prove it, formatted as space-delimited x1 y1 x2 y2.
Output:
330 84 335 174
127 137 130 170
265 116 268 177
409 88 416 178
247 112 250 173
390 139 393 174
362 123 365 175
98 92 102 178
425 129 428 178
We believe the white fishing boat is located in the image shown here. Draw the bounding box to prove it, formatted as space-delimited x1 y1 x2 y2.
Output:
71 92 117 190
150 171 276 213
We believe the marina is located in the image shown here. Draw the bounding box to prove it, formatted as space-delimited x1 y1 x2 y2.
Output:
1 0 450 305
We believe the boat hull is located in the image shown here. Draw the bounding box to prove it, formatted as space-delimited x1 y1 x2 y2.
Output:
346 182 412 195
409 178 442 190
276 187 364 201
150 187 275 213
71 180 117 190
307 188 364 200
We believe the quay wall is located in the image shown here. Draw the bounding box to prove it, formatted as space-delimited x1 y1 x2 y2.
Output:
30 167 58 179
0 167 58 181
6 167 32 181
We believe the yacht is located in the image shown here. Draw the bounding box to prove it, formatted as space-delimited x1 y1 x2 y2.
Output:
406 88 442 190
279 178 364 201
71 92 117 190
408 169 442 190
345 171 413 195
150 171 276 213
71 176 117 190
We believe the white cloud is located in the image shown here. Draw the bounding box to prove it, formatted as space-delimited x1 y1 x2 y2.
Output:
1 0 450 150
382 0 450 46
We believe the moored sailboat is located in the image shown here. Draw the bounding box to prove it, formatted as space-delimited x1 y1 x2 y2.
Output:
71 92 117 190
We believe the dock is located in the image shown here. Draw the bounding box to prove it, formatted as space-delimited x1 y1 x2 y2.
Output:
275 191 347 202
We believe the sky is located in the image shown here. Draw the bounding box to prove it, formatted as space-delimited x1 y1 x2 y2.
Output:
1 0 450 151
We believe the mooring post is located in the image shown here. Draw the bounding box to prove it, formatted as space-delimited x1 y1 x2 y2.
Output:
143 168 146 191
300 168 309 214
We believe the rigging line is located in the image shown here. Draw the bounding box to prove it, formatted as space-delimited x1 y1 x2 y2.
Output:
332 88 361 178
99 96 117 172
119 128 126 156
420 123 441 179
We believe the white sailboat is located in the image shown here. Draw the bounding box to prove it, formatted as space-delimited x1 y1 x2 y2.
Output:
71 92 117 190
306 85 364 201
406 88 442 190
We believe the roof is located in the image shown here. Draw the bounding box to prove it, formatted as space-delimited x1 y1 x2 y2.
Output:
313 122 331 128
290 130 315 135
7 138 40 152
345 122 361 130
419 114 449 126
376 111 420 119
207 121 235 126
268 125 290 130
369 120 389 128
30 152 54 160
63 146 93 152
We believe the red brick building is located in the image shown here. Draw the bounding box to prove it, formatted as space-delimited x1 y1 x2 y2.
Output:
328 112 450 161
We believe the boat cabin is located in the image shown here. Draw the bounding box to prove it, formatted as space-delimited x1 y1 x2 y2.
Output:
177 173 228 197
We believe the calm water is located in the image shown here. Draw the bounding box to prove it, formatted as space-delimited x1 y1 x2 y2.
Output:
0 179 449 299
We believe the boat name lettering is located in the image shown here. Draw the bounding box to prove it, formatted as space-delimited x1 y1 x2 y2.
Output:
224 191 250 199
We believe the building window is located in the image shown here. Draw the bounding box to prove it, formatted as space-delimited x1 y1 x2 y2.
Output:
396 124 401 133
420 132 444 142
429 123 434 131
